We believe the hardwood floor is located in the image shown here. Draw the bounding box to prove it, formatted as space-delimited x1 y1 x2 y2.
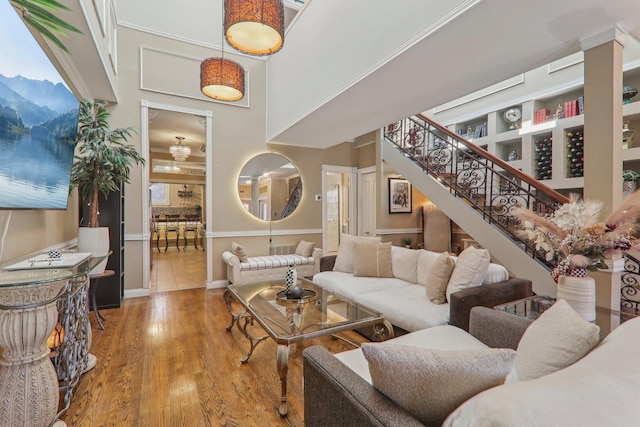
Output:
61 287 369 426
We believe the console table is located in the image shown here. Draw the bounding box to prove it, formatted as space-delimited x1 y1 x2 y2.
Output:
0 254 105 427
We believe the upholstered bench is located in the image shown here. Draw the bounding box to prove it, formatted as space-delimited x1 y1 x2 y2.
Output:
222 247 322 284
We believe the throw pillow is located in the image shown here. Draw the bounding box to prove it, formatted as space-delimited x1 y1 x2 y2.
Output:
231 241 248 262
507 298 600 382
416 250 442 285
333 234 381 273
425 252 455 304
446 246 490 302
295 240 315 257
353 241 393 278
362 344 516 427
390 245 419 284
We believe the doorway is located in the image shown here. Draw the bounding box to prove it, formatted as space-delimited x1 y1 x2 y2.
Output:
322 166 356 254
141 102 212 292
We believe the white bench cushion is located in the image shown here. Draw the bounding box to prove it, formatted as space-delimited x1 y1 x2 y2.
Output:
239 254 314 271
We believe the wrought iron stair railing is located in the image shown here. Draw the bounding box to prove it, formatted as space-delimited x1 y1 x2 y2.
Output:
278 179 302 220
622 253 640 314
384 113 570 270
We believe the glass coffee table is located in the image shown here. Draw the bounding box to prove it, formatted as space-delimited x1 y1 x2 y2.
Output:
223 277 393 416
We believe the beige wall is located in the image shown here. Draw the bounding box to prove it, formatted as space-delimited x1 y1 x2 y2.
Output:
105 27 367 286
0 193 79 265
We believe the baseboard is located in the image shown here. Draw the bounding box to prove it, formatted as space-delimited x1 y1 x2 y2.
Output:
124 288 151 299
207 279 228 289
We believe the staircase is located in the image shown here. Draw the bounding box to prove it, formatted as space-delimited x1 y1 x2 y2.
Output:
278 179 302 220
382 114 570 295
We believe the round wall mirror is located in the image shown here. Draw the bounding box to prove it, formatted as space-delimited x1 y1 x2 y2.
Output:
237 153 302 221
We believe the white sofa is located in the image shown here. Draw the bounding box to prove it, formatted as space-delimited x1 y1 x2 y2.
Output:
314 245 532 332
222 248 322 284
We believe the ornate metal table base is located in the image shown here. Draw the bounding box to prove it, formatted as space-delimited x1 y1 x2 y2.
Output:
236 311 268 364
276 344 289 416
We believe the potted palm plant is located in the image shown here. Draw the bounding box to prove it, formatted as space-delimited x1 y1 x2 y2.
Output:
70 99 145 272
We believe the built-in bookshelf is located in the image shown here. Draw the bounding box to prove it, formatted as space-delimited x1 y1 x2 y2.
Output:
441 79 640 190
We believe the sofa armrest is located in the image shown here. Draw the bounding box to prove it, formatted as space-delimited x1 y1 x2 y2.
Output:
312 247 323 274
319 255 337 272
449 277 533 332
468 306 533 350
303 346 424 427
222 251 240 284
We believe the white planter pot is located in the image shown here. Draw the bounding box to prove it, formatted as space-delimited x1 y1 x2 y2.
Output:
623 181 637 194
556 275 596 322
77 227 110 275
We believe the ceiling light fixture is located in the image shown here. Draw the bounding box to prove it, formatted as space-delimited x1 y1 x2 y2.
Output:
200 0 246 101
225 0 285 56
169 136 191 162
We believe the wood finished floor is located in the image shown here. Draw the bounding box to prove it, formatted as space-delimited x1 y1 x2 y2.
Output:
61 288 369 426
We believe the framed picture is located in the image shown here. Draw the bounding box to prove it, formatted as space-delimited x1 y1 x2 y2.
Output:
388 178 412 213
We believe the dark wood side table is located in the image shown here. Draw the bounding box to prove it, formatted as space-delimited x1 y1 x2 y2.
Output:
89 269 116 330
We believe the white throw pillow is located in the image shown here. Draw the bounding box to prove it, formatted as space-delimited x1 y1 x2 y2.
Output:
446 246 490 302
391 245 419 283
231 241 248 262
362 344 516 427
333 234 381 273
416 250 442 285
507 298 600 382
295 240 315 257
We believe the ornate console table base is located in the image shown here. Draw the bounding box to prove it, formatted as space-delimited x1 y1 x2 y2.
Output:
0 280 67 427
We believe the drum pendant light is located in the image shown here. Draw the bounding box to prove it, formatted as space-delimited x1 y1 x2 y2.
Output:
200 57 245 101
224 0 285 56
200 0 246 101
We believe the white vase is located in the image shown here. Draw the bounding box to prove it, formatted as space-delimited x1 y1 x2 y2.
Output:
556 275 596 322
77 227 110 275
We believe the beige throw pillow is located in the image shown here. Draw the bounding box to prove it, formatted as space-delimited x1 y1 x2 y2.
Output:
231 241 248 262
446 246 490 302
507 299 600 382
425 252 455 304
295 240 315 257
333 234 381 273
362 344 516 427
353 241 393 278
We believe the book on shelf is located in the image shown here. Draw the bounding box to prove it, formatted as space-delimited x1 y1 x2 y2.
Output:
534 108 550 124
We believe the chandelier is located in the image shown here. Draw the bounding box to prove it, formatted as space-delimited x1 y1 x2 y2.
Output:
169 136 191 161
224 0 285 56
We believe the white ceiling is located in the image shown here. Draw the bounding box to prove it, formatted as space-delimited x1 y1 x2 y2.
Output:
266 0 640 148
80 1 640 150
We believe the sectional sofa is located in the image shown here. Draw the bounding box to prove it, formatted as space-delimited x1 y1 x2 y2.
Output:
313 244 532 332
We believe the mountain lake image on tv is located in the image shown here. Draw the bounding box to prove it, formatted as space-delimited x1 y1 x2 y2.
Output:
0 75 78 209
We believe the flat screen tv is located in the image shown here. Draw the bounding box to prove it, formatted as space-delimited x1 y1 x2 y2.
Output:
0 105 78 209
0 0 79 209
